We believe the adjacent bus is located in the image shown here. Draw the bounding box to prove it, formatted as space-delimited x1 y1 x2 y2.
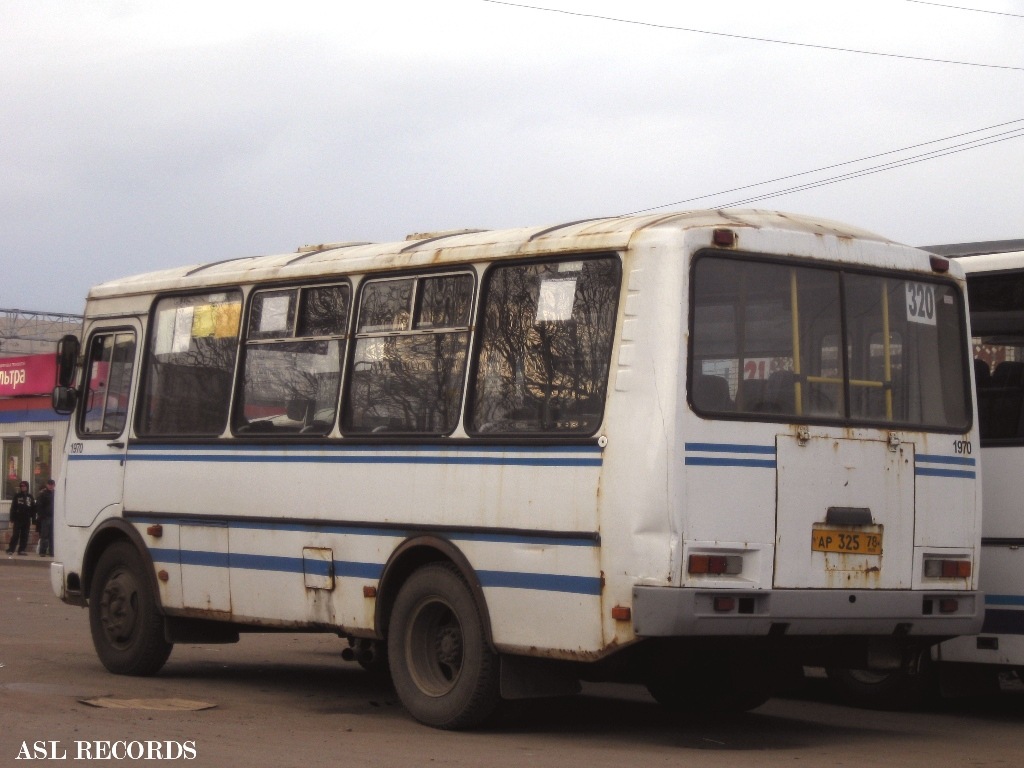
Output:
828 239 1024 706
49 210 983 728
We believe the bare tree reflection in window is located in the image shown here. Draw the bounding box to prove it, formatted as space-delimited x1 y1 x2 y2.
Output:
235 284 349 435
470 257 621 434
344 274 473 434
139 294 243 436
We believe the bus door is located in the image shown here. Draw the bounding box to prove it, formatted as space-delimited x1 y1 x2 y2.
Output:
65 323 140 528
775 433 915 589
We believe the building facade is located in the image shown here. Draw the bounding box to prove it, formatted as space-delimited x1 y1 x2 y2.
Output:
1 309 81 527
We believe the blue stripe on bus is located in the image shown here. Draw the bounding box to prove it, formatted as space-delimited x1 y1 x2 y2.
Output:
683 442 776 455
986 594 1024 607
915 453 976 479
148 549 597 596
72 443 604 468
916 453 976 467
683 442 777 469
684 457 777 469
914 467 976 480
130 515 599 548
477 570 603 595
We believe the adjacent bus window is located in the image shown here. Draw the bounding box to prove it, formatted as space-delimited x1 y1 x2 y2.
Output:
469 256 621 435
235 284 350 435
80 332 137 436
137 292 242 436
343 273 473 434
691 254 970 431
968 271 1024 441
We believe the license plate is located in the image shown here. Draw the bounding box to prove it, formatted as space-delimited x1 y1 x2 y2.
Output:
811 528 883 555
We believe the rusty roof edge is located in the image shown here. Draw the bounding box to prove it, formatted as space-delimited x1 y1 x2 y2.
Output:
184 255 261 276
399 229 490 253
526 217 612 241
287 242 373 266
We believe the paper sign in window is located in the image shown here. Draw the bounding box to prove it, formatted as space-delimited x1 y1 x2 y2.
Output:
536 278 577 323
192 305 215 338
214 302 241 338
172 307 195 353
259 295 291 334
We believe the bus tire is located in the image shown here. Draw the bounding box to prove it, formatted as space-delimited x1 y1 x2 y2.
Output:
646 653 774 714
825 662 934 710
89 541 173 676
388 562 499 729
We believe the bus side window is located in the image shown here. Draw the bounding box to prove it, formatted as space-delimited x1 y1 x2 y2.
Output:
343 273 473 435
468 257 620 435
987 360 1024 440
137 292 242 437
81 332 136 437
235 284 349 436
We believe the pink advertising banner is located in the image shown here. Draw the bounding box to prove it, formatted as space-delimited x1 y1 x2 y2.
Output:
0 354 57 397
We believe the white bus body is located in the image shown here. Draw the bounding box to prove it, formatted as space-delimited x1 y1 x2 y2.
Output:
826 240 1024 708
939 242 1024 670
50 210 982 728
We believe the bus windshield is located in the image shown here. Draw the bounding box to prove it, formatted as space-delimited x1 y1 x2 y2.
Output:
691 253 970 431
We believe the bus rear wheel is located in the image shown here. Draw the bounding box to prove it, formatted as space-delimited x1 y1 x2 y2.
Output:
646 652 775 714
825 659 935 710
89 541 172 676
388 563 499 729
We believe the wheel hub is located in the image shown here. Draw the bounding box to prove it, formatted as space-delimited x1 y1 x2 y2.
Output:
100 572 138 643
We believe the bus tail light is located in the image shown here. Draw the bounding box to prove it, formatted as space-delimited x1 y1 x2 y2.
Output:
688 554 743 575
712 228 736 247
713 596 736 612
939 599 960 614
924 558 971 579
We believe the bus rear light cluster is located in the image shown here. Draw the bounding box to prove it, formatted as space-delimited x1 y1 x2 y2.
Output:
688 554 743 575
924 558 972 579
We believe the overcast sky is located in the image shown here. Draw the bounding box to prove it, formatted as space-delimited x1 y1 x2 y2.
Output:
2 0 1023 314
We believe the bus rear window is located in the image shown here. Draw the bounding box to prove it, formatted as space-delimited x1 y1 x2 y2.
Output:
691 254 970 431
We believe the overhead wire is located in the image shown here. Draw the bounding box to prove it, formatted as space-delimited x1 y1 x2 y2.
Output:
720 128 1024 207
481 0 1024 72
905 0 1024 19
626 119 1024 214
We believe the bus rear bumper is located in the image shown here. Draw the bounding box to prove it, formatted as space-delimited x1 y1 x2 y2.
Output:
632 586 984 637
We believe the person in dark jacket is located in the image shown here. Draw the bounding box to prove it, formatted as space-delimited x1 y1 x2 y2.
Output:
35 478 55 557
6 481 35 556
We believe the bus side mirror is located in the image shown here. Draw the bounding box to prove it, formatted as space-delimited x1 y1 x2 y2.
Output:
56 334 80 388
52 334 81 415
52 386 78 415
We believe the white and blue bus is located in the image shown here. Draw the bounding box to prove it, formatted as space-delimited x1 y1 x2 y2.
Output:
828 240 1024 707
50 210 982 728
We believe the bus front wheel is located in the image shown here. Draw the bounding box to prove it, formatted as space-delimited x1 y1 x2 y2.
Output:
388 563 499 729
89 541 173 676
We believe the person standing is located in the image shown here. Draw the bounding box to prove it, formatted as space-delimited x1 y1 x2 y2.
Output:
35 479 55 557
6 481 35 556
